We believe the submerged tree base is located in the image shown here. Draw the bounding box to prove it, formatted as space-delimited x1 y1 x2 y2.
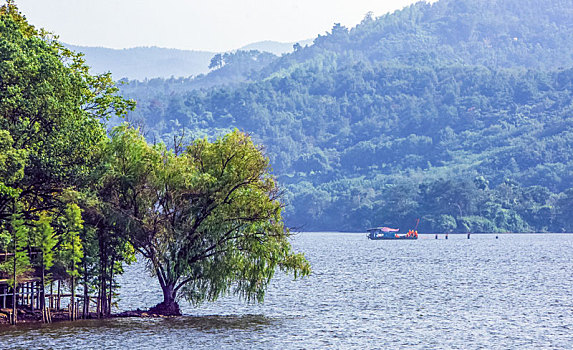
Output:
147 301 182 316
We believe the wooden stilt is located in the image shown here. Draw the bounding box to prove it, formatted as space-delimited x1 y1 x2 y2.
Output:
57 280 61 310
30 282 35 311
37 283 40 310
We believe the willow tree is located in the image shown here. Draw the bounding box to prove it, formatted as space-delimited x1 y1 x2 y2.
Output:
102 126 310 315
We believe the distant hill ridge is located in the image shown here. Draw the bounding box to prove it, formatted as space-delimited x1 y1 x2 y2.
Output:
66 44 215 80
255 0 573 76
67 39 312 80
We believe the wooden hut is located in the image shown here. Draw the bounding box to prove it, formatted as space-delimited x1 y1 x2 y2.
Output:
0 251 44 323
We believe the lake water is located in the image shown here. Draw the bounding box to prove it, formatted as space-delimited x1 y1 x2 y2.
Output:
1 233 572 349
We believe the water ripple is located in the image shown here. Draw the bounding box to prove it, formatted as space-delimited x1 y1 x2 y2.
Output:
1 233 571 349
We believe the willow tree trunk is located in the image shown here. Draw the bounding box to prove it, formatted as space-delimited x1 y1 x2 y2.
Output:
149 283 181 316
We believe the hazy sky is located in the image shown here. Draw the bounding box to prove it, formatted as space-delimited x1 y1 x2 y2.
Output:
11 0 430 52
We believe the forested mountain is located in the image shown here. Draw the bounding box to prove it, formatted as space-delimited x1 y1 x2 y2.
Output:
117 0 573 233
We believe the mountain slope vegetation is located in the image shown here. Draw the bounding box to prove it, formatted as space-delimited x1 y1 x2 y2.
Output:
118 0 573 233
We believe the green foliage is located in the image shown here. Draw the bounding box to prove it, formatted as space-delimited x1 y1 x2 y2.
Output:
33 213 56 271
59 204 84 278
0 129 25 201
0 130 26 185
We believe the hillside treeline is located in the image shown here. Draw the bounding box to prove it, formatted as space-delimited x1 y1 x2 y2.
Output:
119 0 573 233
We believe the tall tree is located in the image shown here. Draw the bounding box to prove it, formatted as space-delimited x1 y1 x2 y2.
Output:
209 53 224 70
57 203 84 320
32 213 56 322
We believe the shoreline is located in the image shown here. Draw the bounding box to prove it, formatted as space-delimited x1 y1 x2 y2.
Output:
0 307 173 326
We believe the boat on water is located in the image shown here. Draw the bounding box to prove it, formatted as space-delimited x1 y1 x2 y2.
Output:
367 226 418 240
